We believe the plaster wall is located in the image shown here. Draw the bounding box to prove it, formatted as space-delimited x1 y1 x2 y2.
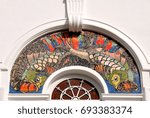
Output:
0 0 150 100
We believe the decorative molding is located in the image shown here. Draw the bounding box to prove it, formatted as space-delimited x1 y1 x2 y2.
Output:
102 94 143 101
4 19 150 71
0 63 8 71
2 19 149 100
66 0 84 32
42 66 109 99
8 93 143 101
82 19 150 71
8 94 49 101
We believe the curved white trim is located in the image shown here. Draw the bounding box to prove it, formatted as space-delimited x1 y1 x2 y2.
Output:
1 19 148 98
3 19 68 70
3 19 150 71
82 19 150 70
0 18 147 101
42 66 109 99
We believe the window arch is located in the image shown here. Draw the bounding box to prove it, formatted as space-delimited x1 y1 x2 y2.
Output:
10 30 141 96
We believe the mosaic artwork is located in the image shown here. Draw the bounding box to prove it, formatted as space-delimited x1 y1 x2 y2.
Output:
10 30 141 93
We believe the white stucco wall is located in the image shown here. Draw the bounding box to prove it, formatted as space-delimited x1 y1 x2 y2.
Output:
0 0 150 100
0 0 150 62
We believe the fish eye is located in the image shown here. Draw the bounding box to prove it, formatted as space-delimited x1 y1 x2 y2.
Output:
114 76 118 81
112 74 120 82
34 78 40 83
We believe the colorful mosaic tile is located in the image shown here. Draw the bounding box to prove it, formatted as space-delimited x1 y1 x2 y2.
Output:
10 31 141 93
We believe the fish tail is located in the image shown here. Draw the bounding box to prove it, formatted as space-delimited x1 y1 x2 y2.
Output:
104 41 113 51
95 35 105 47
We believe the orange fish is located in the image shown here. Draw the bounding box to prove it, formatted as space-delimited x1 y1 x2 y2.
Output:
123 83 131 91
72 35 79 50
41 38 55 52
105 41 112 51
51 34 62 45
20 82 38 93
96 35 104 45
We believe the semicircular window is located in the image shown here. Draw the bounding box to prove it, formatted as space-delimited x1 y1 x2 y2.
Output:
10 30 141 94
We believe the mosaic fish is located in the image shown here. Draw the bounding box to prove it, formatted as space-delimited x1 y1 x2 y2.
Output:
10 31 139 93
33 52 65 71
94 35 121 52
20 70 47 93
65 41 138 92
31 37 138 92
